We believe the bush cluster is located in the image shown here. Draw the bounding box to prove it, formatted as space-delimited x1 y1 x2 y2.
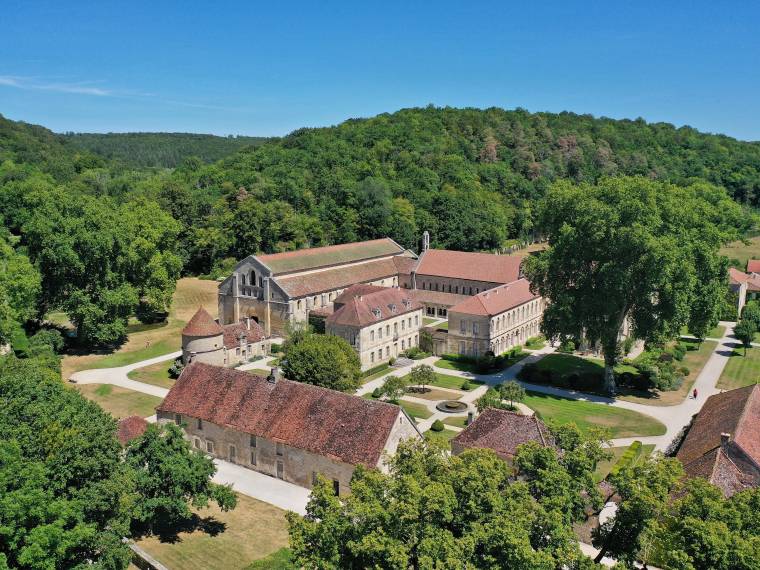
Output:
517 362 604 392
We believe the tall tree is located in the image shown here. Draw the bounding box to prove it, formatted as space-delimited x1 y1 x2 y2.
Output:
524 177 743 393
282 331 361 392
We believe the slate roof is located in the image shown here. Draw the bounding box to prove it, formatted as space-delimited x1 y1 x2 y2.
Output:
451 408 554 461
276 258 401 298
677 385 760 496
747 259 760 274
448 279 538 317
415 249 523 284
222 319 266 348
258 238 405 275
116 416 148 446
327 287 422 328
182 307 223 337
158 363 403 467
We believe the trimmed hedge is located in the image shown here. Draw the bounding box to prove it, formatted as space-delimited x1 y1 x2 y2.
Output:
362 362 390 378
609 441 643 478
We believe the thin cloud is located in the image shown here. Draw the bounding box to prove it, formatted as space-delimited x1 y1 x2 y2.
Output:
0 75 111 96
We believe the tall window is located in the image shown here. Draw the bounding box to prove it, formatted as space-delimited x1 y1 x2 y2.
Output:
370 330 375 341
174 413 181 425
197 418 203 430
250 435 257 448
276 442 284 457
229 445 236 461
460 320 467 334
206 441 214 454
251 450 257 465
473 322 479 335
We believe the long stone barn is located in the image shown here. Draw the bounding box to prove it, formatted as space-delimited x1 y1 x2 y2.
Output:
156 362 422 495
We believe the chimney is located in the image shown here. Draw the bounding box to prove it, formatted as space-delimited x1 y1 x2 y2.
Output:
267 366 281 384
720 432 731 446
422 230 430 252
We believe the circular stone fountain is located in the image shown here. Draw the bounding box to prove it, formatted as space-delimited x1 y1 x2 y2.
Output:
435 400 468 413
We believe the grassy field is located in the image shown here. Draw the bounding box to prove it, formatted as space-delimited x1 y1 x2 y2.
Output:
434 351 527 374
246 548 294 569
400 370 479 391
423 317 438 326
679 325 726 339
436 321 449 331
410 387 463 401
399 399 433 420
424 427 458 449
127 359 176 388
523 391 666 438
720 236 760 268
442 416 469 428
73 384 161 419
62 278 218 378
593 443 655 482
718 345 760 390
137 493 289 570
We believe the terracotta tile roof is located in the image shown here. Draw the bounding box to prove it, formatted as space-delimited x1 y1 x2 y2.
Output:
333 284 386 306
327 287 422 328
117 415 148 446
276 258 400 298
222 320 266 349
681 446 760 497
448 279 538 317
729 267 749 285
747 274 760 292
677 385 760 466
408 289 470 307
451 408 554 461
182 307 224 337
415 249 523 284
258 238 404 275
393 255 418 276
158 363 403 467
747 260 760 273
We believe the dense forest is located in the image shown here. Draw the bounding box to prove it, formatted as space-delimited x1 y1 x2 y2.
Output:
61 131 269 168
1 106 759 346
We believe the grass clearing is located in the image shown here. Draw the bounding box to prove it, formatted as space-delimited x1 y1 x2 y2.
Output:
525 336 546 350
442 416 469 428
408 387 462 401
399 399 433 420
679 325 725 339
62 278 218 378
401 370 480 391
436 321 449 331
434 351 527 374
424 427 458 449
137 493 289 570
423 317 438 326
593 443 655 483
720 236 760 268
127 359 176 388
523 391 666 438
74 384 161 419
246 548 295 569
361 366 392 384
718 345 760 390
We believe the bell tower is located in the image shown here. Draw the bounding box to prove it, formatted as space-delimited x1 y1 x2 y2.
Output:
422 230 430 252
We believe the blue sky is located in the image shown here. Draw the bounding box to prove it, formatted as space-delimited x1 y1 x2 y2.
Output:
1 1 759 139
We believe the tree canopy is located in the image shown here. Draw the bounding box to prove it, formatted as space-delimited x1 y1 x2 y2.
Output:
524 176 745 393
282 331 361 392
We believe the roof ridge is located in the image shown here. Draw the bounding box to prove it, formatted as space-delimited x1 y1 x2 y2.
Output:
731 384 758 447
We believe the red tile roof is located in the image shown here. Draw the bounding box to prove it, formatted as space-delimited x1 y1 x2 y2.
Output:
681 447 760 497
451 408 554 461
415 249 523 284
158 363 405 467
448 279 538 317
333 284 386 306
117 415 148 446
222 319 266 349
393 255 418 276
327 287 422 328
747 274 760 292
729 267 749 285
258 238 404 275
276 258 400 298
747 260 760 273
182 307 223 337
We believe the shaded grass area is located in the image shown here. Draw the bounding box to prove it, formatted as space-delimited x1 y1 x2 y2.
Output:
246 548 295 569
361 366 392 384
138 493 289 570
525 336 546 350
442 416 469 429
523 391 666 438
593 443 655 483
679 325 725 339
424 427 458 449
74 384 161 419
718 345 760 390
436 321 449 331
62 278 218 377
434 351 527 374
127 359 176 388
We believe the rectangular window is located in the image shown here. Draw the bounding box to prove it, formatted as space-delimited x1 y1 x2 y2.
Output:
250 435 257 448
206 441 214 453
378 327 382 339
277 461 284 480
197 418 203 430
460 320 467 334
371 352 375 363
229 445 236 461
251 450 257 465
459 341 466 354
276 442 284 457
370 330 375 341
174 413 182 425
333 479 340 496
473 322 479 335
386 347 390 357
415 315 419 326
194 438 201 449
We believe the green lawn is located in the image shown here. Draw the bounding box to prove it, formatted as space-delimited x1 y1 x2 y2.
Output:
436 321 449 331
593 443 655 483
434 351 527 374
424 427 458 449
523 391 666 438
423 317 438 326
400 370 481 391
247 548 295 569
525 336 546 350
127 359 176 388
442 416 469 428
399 399 433 420
720 236 760 268
138 493 290 569
74 383 162 419
679 324 725 339
361 366 392 384
718 345 760 390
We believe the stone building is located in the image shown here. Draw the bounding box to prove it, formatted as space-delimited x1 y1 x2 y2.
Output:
676 384 760 497
326 284 424 369
156 363 422 494
217 238 417 336
446 278 544 357
451 408 555 462
181 307 268 367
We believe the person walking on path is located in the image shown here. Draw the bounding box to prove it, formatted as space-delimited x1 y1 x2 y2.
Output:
693 388 698 399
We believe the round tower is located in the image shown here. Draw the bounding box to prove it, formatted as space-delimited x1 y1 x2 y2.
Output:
181 307 225 366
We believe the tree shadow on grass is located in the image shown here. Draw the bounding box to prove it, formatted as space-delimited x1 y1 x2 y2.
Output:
133 513 227 544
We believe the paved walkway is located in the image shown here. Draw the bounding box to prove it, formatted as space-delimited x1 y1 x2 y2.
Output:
69 351 181 398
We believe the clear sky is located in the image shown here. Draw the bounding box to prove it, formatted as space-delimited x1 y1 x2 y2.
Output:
1 1 758 140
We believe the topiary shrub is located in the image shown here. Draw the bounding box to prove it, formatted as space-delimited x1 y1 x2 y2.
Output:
168 358 184 379
430 419 445 432
371 387 383 399
461 380 472 391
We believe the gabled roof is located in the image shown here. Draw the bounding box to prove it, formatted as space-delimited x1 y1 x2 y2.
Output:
747 259 760 273
729 267 749 285
182 307 223 337
158 363 404 467
448 278 538 317
681 446 760 497
257 238 405 275
327 287 421 328
276 257 401 298
222 319 266 348
333 284 386 306
117 415 148 446
415 249 523 284
451 408 554 461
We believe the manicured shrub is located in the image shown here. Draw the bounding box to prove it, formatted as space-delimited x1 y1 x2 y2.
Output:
371 387 383 399
362 362 390 378
269 342 283 353
168 358 184 379
430 419 444 432
461 380 472 391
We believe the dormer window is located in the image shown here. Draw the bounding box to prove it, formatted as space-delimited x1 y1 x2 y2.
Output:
389 303 397 313
372 308 382 319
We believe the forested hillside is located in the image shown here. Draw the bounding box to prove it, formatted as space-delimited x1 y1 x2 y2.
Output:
61 131 269 168
0 107 758 347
